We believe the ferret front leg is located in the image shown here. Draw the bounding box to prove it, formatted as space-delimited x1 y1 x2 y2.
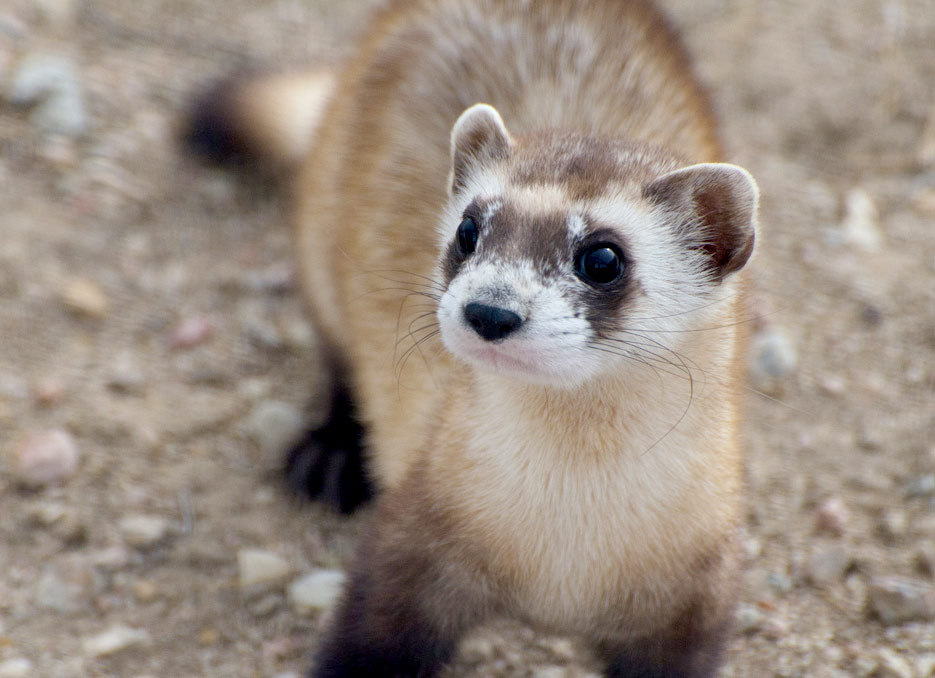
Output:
311 499 495 678
601 607 731 678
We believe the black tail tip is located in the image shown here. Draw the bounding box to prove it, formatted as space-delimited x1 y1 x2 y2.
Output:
180 73 256 167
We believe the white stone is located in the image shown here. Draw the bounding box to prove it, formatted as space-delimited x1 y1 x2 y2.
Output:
735 603 765 633
119 514 170 549
868 576 935 625
841 188 883 252
287 570 346 615
749 327 798 383
82 626 149 658
815 496 850 537
12 429 80 488
0 659 34 678
916 655 935 678
531 667 569 678
61 277 109 318
805 543 851 586
34 556 95 612
877 648 915 678
7 53 87 137
237 549 292 589
243 400 305 466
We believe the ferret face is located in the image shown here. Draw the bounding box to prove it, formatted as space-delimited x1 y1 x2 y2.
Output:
435 105 758 388
437 188 636 386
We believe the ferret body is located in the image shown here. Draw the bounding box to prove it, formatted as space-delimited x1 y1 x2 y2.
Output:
188 0 759 675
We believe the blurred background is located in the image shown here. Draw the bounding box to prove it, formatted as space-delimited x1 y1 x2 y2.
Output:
0 0 933 676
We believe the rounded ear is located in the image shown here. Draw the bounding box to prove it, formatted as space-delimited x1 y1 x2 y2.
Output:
643 163 759 281
449 104 513 195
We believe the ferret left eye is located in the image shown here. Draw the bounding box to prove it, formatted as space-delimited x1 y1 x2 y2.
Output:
456 217 478 256
575 244 624 285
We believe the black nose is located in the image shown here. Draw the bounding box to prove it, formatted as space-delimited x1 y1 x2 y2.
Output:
463 302 524 342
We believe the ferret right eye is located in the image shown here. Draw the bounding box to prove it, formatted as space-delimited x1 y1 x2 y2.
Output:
456 217 478 256
575 243 624 285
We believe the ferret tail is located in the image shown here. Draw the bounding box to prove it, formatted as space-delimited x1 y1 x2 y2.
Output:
182 69 334 166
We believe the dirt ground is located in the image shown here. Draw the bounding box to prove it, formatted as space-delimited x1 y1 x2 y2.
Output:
1 0 934 676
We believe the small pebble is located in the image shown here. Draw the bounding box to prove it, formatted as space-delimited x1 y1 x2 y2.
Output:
35 558 95 613
853 655 879 678
287 569 346 616
918 102 935 167
840 188 883 253
7 53 87 137
61 277 109 318
281 316 317 351
530 667 569 678
815 496 850 537
735 603 765 634
0 659 34 678
131 579 158 603
243 400 305 467
82 626 150 658
199 628 219 646
916 655 935 678
249 592 283 617
805 543 852 586
32 0 80 27
168 315 215 349
118 514 169 549
90 545 131 570
12 429 80 488
867 576 935 625
818 374 847 396
240 302 284 349
540 637 576 662
879 509 909 543
237 549 292 590
749 327 798 385
29 503 86 545
34 377 66 406
241 264 295 294
877 648 915 678
459 636 496 663
913 543 935 578
106 353 146 394
906 474 935 499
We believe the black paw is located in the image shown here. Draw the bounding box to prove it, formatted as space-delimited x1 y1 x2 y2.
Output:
285 385 374 514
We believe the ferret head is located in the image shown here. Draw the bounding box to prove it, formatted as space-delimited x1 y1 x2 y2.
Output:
436 104 758 388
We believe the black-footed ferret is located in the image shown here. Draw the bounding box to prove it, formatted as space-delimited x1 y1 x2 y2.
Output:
186 1 759 676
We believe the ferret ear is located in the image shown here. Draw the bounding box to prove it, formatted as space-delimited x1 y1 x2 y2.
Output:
449 103 513 195
643 163 759 281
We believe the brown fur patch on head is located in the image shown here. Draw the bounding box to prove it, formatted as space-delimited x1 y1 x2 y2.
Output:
509 133 684 201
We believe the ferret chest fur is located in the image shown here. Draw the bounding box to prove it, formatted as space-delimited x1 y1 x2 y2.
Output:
432 363 740 635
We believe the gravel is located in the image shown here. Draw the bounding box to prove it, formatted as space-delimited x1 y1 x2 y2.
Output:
867 577 935 626
60 277 109 318
237 549 293 590
81 625 150 658
1 1 933 676
118 514 170 549
287 569 346 616
6 52 87 137
243 400 306 466
11 429 80 488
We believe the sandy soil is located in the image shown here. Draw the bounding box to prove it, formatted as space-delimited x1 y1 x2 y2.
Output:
1 0 934 676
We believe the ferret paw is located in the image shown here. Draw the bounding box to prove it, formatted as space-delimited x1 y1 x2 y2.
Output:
284 388 373 514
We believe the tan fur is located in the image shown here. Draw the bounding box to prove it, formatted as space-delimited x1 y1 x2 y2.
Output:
233 70 334 164
255 0 751 661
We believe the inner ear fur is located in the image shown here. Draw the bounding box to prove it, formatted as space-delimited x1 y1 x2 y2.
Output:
449 103 512 195
643 163 759 281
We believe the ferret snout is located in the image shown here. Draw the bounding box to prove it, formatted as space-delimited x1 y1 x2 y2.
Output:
463 302 524 342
